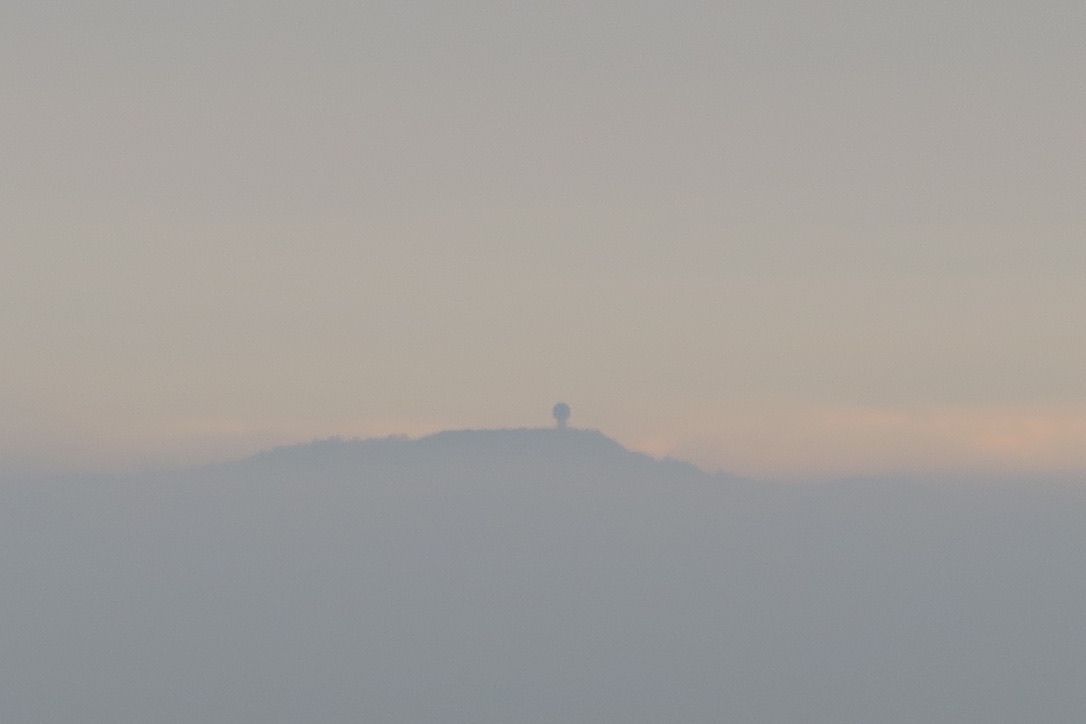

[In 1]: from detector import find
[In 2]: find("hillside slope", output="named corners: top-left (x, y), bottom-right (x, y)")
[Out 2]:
top-left (3, 429), bottom-right (1085, 722)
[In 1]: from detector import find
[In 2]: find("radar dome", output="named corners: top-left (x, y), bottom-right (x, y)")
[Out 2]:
top-left (552, 402), bottom-right (571, 429)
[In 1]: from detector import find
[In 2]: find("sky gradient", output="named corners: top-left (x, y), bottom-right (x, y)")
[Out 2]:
top-left (4, 1), bottom-right (1085, 479)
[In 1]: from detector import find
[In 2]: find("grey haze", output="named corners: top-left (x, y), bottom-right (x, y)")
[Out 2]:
top-left (3, 429), bottom-right (1084, 722)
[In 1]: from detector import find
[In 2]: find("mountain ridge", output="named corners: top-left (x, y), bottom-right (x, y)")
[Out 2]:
top-left (3, 427), bottom-right (1085, 722)
top-left (225, 427), bottom-right (715, 484)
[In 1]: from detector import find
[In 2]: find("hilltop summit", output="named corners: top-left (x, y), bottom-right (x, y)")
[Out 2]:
top-left (238, 427), bottom-right (707, 483)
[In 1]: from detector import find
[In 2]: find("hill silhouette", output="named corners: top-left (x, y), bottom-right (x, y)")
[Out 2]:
top-left (2, 428), bottom-right (1085, 722)
top-left (236, 428), bottom-right (708, 483)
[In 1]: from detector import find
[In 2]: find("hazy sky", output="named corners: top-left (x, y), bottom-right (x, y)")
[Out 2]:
top-left (4, 1), bottom-right (1085, 478)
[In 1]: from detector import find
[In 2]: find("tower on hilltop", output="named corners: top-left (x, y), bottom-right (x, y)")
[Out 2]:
top-left (552, 402), bottom-right (571, 430)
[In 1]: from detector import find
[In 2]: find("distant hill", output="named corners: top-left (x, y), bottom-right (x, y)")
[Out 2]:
top-left (2, 429), bottom-right (1085, 723)
top-left (237, 427), bottom-right (709, 480)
